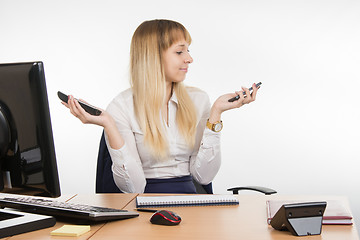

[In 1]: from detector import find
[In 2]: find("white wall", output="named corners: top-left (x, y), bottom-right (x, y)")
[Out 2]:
top-left (1, 0), bottom-right (359, 230)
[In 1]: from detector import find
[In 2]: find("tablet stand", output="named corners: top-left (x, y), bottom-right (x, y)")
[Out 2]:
top-left (270, 201), bottom-right (327, 236)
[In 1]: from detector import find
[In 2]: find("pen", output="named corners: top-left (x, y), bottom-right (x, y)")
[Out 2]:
top-left (135, 208), bottom-right (158, 213)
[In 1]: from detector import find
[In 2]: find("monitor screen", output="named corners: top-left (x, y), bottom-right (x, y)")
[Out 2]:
top-left (0, 61), bottom-right (61, 197)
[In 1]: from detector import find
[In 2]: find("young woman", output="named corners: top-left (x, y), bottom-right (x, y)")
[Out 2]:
top-left (64, 19), bottom-right (259, 193)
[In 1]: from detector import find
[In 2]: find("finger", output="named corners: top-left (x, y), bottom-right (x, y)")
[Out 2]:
top-left (231, 90), bottom-right (245, 107)
top-left (250, 83), bottom-right (258, 101)
top-left (241, 87), bottom-right (252, 104)
top-left (242, 87), bottom-right (251, 97)
top-left (235, 90), bottom-right (245, 102)
top-left (68, 96), bottom-right (81, 117)
top-left (73, 98), bottom-right (88, 116)
top-left (61, 101), bottom-right (70, 109)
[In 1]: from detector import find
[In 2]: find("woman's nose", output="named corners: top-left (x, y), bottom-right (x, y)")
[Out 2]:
top-left (185, 54), bottom-right (193, 64)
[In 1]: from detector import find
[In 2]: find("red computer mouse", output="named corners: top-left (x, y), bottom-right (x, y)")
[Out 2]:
top-left (150, 210), bottom-right (181, 226)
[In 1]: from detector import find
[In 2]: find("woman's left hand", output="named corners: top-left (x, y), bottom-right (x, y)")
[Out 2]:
top-left (209, 83), bottom-right (259, 122)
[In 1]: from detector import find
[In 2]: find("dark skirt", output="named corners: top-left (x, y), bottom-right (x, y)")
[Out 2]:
top-left (144, 175), bottom-right (196, 194)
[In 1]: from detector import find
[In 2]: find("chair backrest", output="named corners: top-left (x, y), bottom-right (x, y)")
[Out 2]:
top-left (96, 131), bottom-right (213, 194)
top-left (96, 132), bottom-right (122, 193)
top-left (193, 180), bottom-right (213, 194)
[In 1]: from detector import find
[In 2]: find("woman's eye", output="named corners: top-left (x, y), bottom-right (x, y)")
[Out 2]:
top-left (176, 51), bottom-right (183, 55)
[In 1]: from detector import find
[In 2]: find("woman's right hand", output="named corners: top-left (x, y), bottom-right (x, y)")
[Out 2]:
top-left (62, 95), bottom-right (112, 128)
top-left (62, 95), bottom-right (125, 150)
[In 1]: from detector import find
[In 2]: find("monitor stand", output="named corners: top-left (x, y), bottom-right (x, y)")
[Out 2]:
top-left (0, 208), bottom-right (56, 238)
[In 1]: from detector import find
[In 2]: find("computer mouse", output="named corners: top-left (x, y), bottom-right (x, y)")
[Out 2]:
top-left (149, 210), bottom-right (181, 226)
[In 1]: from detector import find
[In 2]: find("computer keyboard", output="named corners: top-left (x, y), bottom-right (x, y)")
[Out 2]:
top-left (0, 196), bottom-right (139, 222)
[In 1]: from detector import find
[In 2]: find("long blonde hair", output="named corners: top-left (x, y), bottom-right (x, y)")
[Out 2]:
top-left (130, 19), bottom-right (197, 159)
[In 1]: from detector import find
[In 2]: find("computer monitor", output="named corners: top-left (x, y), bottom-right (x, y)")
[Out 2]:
top-left (0, 61), bottom-right (61, 198)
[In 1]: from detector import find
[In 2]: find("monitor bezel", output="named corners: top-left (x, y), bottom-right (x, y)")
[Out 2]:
top-left (0, 61), bottom-right (61, 198)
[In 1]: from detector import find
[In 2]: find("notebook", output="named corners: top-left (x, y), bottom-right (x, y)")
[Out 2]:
top-left (136, 195), bottom-right (239, 208)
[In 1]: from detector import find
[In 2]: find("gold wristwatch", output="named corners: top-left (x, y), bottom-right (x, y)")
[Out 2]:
top-left (206, 119), bottom-right (223, 132)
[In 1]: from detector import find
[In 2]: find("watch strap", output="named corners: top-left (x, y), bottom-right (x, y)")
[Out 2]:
top-left (206, 119), bottom-right (223, 132)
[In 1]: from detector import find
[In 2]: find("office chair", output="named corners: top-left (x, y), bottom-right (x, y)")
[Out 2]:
top-left (96, 131), bottom-right (122, 193)
top-left (96, 131), bottom-right (276, 195)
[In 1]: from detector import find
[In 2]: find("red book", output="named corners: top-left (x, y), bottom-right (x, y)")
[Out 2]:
top-left (266, 200), bottom-right (353, 225)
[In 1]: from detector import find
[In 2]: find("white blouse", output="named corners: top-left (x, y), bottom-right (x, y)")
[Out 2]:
top-left (105, 87), bottom-right (221, 193)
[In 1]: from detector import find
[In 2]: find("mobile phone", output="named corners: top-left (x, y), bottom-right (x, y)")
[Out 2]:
top-left (228, 82), bottom-right (262, 102)
top-left (57, 91), bottom-right (102, 116)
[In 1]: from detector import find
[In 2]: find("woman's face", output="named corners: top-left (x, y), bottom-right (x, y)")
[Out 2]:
top-left (162, 40), bottom-right (193, 84)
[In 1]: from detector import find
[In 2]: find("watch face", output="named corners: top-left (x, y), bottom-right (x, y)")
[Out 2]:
top-left (214, 122), bottom-right (223, 132)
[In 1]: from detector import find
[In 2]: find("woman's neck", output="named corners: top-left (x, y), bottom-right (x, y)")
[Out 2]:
top-left (162, 82), bottom-right (174, 126)
top-left (166, 82), bottom-right (174, 102)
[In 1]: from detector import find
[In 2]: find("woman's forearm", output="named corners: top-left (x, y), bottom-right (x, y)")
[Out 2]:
top-left (102, 116), bottom-right (125, 150)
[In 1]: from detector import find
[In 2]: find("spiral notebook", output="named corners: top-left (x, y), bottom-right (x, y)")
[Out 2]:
top-left (136, 195), bottom-right (239, 208)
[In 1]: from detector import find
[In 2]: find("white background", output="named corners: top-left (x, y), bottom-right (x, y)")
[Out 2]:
top-left (1, 0), bottom-right (359, 230)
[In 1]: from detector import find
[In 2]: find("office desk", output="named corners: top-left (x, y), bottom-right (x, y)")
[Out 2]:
top-left (4, 194), bottom-right (359, 240)
top-left (0, 194), bottom-right (75, 240)
top-left (4, 193), bottom-right (137, 240)
top-left (91, 194), bottom-right (358, 240)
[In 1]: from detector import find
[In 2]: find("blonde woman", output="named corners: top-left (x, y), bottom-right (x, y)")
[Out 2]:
top-left (64, 19), bottom-right (259, 193)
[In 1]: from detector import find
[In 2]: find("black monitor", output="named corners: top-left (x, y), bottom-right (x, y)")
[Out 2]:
top-left (0, 61), bottom-right (61, 238)
top-left (0, 61), bottom-right (61, 197)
